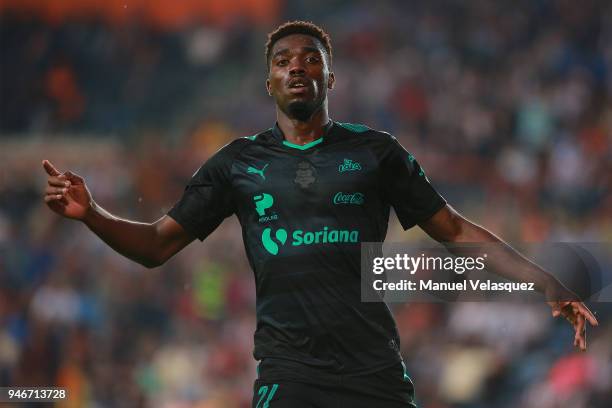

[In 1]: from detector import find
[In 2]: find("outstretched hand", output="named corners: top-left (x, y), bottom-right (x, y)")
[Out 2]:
top-left (42, 160), bottom-right (93, 220)
top-left (548, 300), bottom-right (598, 351)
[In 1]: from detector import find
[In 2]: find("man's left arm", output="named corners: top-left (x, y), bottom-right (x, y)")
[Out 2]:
top-left (419, 204), bottom-right (599, 350)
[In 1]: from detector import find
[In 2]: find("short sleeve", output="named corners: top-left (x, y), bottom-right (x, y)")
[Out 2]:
top-left (168, 145), bottom-right (236, 241)
top-left (380, 136), bottom-right (446, 230)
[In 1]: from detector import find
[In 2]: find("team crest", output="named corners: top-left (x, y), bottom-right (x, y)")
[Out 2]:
top-left (294, 161), bottom-right (316, 188)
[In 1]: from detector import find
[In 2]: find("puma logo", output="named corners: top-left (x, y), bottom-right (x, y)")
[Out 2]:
top-left (247, 163), bottom-right (269, 180)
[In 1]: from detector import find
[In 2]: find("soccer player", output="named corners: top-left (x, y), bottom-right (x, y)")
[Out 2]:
top-left (43, 21), bottom-right (597, 408)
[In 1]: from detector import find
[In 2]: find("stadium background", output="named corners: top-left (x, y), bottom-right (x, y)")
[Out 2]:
top-left (1, 0), bottom-right (611, 407)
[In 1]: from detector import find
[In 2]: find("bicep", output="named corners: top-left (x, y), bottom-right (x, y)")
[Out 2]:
top-left (154, 215), bottom-right (195, 263)
top-left (418, 204), bottom-right (464, 242)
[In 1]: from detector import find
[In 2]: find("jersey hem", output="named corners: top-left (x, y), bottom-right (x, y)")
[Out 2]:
top-left (257, 354), bottom-right (403, 379)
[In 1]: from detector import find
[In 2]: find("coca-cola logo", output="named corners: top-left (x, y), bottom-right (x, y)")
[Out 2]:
top-left (333, 192), bottom-right (364, 205)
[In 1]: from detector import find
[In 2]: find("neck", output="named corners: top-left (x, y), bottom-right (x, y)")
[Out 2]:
top-left (276, 101), bottom-right (329, 145)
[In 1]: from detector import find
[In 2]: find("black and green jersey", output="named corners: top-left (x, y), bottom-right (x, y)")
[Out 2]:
top-left (169, 121), bottom-right (446, 374)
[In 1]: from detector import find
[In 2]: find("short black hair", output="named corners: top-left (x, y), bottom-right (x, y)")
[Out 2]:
top-left (265, 21), bottom-right (333, 70)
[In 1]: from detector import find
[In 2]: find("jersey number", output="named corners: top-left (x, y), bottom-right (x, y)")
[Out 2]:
top-left (256, 384), bottom-right (278, 408)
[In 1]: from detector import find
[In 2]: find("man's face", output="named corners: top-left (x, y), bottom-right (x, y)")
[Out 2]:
top-left (266, 34), bottom-right (335, 121)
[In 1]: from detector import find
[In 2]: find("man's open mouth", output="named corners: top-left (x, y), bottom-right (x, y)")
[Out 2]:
top-left (288, 79), bottom-right (309, 89)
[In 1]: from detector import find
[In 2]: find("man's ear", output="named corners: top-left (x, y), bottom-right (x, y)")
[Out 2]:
top-left (266, 79), bottom-right (272, 96)
top-left (328, 72), bottom-right (335, 90)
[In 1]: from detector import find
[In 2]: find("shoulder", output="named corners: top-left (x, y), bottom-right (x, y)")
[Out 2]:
top-left (335, 121), bottom-right (394, 140)
top-left (239, 128), bottom-right (274, 144)
top-left (335, 121), bottom-right (372, 134)
top-left (213, 128), bottom-right (273, 159)
top-left (191, 130), bottom-right (272, 179)
top-left (333, 121), bottom-right (398, 150)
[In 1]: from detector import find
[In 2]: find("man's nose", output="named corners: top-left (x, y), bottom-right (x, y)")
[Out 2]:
top-left (289, 60), bottom-right (305, 75)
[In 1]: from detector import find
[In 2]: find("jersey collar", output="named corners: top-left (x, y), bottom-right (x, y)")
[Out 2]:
top-left (271, 120), bottom-right (335, 149)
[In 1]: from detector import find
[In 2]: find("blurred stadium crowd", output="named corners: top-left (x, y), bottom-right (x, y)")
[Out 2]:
top-left (1, 0), bottom-right (611, 407)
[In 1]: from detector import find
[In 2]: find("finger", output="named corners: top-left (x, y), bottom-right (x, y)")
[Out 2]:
top-left (567, 308), bottom-right (585, 350)
top-left (44, 194), bottom-right (65, 202)
top-left (63, 171), bottom-right (83, 184)
top-left (574, 314), bottom-right (586, 350)
top-left (45, 186), bottom-right (68, 195)
top-left (564, 309), bottom-right (577, 325)
top-left (574, 334), bottom-right (578, 348)
top-left (42, 160), bottom-right (61, 176)
top-left (575, 303), bottom-right (598, 326)
top-left (560, 307), bottom-right (576, 326)
top-left (48, 176), bottom-right (70, 187)
top-left (572, 316), bottom-right (579, 348)
top-left (550, 302), bottom-right (562, 317)
top-left (550, 301), bottom-right (570, 317)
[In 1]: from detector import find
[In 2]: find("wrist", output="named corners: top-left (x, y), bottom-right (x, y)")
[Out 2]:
top-left (82, 200), bottom-right (99, 226)
top-left (543, 275), bottom-right (576, 302)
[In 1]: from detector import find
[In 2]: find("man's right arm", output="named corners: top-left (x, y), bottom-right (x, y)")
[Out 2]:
top-left (83, 207), bottom-right (193, 268)
top-left (43, 160), bottom-right (194, 268)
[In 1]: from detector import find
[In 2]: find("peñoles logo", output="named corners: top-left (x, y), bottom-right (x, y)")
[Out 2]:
top-left (333, 192), bottom-right (364, 205)
top-left (254, 193), bottom-right (278, 223)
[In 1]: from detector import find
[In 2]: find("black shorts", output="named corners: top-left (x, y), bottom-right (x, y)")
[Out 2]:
top-left (252, 358), bottom-right (417, 408)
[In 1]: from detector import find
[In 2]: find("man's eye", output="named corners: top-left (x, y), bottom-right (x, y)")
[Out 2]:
top-left (277, 59), bottom-right (288, 66)
top-left (306, 56), bottom-right (320, 63)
